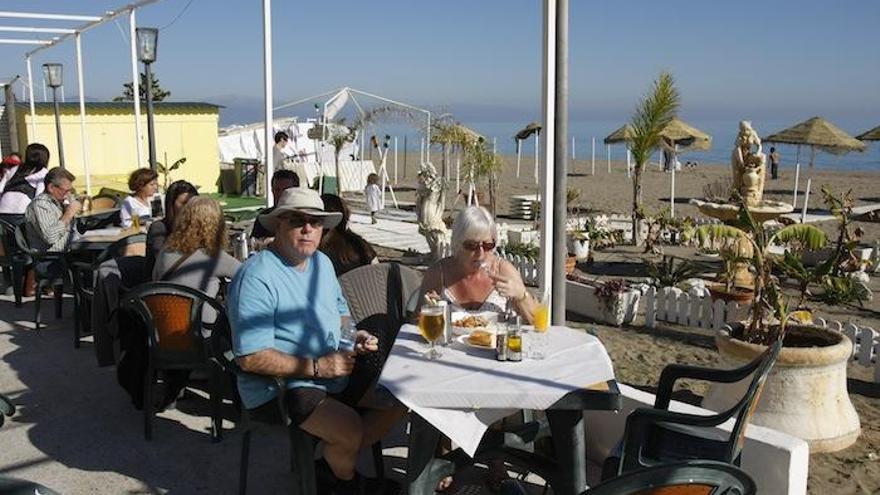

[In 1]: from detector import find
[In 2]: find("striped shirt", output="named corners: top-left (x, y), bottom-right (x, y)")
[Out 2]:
top-left (24, 192), bottom-right (70, 252)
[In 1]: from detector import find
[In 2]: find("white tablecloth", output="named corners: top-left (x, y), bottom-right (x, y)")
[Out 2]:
top-left (379, 324), bottom-right (615, 456)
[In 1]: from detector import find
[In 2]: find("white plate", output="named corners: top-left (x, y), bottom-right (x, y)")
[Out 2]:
top-left (450, 310), bottom-right (499, 336)
top-left (455, 333), bottom-right (495, 350)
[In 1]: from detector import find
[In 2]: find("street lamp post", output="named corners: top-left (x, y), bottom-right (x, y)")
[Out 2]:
top-left (42, 63), bottom-right (65, 169)
top-left (136, 27), bottom-right (158, 171)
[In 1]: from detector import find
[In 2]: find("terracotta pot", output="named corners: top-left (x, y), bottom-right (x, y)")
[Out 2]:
top-left (707, 285), bottom-right (755, 304)
top-left (564, 255), bottom-right (577, 275)
top-left (703, 325), bottom-right (860, 453)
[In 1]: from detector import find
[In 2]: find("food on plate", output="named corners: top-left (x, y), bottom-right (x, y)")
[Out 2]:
top-left (468, 330), bottom-right (494, 347)
top-left (454, 315), bottom-right (491, 329)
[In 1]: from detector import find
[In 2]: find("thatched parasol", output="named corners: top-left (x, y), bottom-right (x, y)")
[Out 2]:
top-left (604, 118), bottom-right (711, 151)
top-left (763, 117), bottom-right (866, 157)
top-left (514, 122), bottom-right (542, 180)
top-left (515, 122), bottom-right (542, 141)
top-left (856, 125), bottom-right (880, 142)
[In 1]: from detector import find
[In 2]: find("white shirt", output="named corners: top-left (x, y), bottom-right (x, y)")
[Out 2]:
top-left (120, 195), bottom-right (153, 228)
top-left (365, 183), bottom-right (382, 212)
top-left (0, 166), bottom-right (47, 215)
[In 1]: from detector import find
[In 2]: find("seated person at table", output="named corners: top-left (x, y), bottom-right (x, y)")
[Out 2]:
top-left (229, 188), bottom-right (404, 495)
top-left (151, 197), bottom-right (240, 406)
top-left (420, 206), bottom-right (536, 321)
top-left (146, 180), bottom-right (198, 270)
top-left (417, 206), bottom-right (537, 491)
top-left (319, 193), bottom-right (377, 276)
top-left (120, 168), bottom-right (159, 228)
top-left (250, 169), bottom-right (300, 242)
top-left (24, 167), bottom-right (81, 280)
top-left (0, 144), bottom-right (50, 227)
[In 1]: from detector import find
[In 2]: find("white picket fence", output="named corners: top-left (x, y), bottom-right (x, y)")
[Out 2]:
top-left (497, 250), bottom-right (539, 286)
top-left (645, 286), bottom-right (880, 382)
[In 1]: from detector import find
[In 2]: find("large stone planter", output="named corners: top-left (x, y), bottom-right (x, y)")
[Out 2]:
top-left (565, 280), bottom-right (641, 326)
top-left (703, 326), bottom-right (860, 453)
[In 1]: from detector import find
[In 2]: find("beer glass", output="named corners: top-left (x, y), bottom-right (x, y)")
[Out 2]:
top-left (418, 304), bottom-right (445, 360)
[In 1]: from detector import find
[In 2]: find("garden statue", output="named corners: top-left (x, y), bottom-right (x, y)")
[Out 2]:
top-left (731, 121), bottom-right (767, 207)
top-left (416, 161), bottom-right (449, 260)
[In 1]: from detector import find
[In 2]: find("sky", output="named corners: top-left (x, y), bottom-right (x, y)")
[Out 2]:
top-left (1, 0), bottom-right (878, 129)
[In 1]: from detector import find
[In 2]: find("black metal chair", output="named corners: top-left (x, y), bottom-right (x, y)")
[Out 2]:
top-left (120, 282), bottom-right (227, 442)
top-left (69, 233), bottom-right (147, 348)
top-left (14, 224), bottom-right (65, 330)
top-left (498, 460), bottom-right (756, 495)
top-left (612, 337), bottom-right (783, 476)
top-left (0, 218), bottom-right (27, 307)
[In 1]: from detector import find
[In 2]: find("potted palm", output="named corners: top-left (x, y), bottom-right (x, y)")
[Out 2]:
top-left (698, 202), bottom-right (860, 453)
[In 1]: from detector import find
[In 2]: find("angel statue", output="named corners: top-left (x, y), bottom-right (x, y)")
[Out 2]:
top-left (416, 161), bottom-right (449, 261)
top-left (731, 121), bottom-right (767, 207)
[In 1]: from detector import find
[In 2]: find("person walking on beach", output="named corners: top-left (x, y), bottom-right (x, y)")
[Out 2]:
top-left (365, 173), bottom-right (381, 224)
top-left (769, 147), bottom-right (781, 180)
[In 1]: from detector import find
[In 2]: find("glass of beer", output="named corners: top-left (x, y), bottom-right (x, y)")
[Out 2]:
top-left (418, 304), bottom-right (445, 360)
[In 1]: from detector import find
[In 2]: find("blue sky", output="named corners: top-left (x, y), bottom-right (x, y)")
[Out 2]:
top-left (1, 1), bottom-right (878, 127)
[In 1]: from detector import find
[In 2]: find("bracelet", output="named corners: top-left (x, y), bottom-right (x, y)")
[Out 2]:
top-left (312, 358), bottom-right (320, 378)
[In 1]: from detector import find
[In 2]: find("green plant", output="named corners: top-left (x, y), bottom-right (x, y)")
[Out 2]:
top-left (628, 72), bottom-right (680, 246)
top-left (647, 256), bottom-right (701, 288)
top-left (703, 176), bottom-right (734, 203)
top-left (156, 156), bottom-right (186, 191)
top-left (696, 200), bottom-right (828, 344)
top-left (777, 251), bottom-right (834, 309)
top-left (822, 187), bottom-right (865, 276)
top-left (820, 276), bottom-right (871, 307)
top-left (503, 242), bottom-right (539, 259)
top-left (114, 71), bottom-right (170, 102)
top-left (718, 249), bottom-right (752, 292)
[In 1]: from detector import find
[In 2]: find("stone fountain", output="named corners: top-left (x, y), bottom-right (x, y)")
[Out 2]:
top-left (691, 121), bottom-right (794, 289)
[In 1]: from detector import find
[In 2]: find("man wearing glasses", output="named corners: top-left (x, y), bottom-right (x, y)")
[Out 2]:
top-left (24, 167), bottom-right (81, 254)
top-left (228, 187), bottom-right (404, 494)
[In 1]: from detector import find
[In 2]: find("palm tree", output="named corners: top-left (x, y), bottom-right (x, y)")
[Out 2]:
top-left (628, 72), bottom-right (679, 245)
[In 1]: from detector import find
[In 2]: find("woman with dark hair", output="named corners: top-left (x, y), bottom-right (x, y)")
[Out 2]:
top-left (120, 168), bottom-right (159, 228)
top-left (319, 194), bottom-right (377, 275)
top-left (145, 180), bottom-right (198, 270)
top-left (0, 144), bottom-right (50, 225)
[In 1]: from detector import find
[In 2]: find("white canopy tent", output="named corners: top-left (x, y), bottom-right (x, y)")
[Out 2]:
top-left (0, 1), bottom-right (165, 194)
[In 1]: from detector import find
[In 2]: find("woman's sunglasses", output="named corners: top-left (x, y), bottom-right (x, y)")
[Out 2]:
top-left (462, 240), bottom-right (496, 251)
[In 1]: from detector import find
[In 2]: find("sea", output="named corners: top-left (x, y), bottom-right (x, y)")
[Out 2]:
top-left (365, 119), bottom-right (880, 172)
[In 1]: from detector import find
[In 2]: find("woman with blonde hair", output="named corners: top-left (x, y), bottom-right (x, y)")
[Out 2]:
top-left (152, 196), bottom-right (240, 297)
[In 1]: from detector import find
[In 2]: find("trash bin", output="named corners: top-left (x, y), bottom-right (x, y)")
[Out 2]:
top-left (233, 158), bottom-right (260, 197)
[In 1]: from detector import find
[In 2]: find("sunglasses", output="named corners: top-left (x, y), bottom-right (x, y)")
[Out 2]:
top-left (281, 214), bottom-right (324, 229)
top-left (462, 240), bottom-right (496, 251)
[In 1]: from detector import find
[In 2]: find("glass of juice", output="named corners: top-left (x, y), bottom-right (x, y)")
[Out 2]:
top-left (418, 304), bottom-right (445, 360)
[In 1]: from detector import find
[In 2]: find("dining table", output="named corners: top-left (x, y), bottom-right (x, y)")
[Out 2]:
top-left (378, 323), bottom-right (621, 495)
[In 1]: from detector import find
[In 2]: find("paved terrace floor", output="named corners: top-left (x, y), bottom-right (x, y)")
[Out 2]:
top-left (0, 292), bottom-right (555, 494)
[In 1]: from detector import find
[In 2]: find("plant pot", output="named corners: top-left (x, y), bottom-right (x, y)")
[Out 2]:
top-left (702, 325), bottom-right (860, 453)
top-left (566, 235), bottom-right (590, 260)
top-left (707, 285), bottom-right (755, 304)
top-left (564, 255), bottom-right (577, 275)
top-left (565, 279), bottom-right (641, 326)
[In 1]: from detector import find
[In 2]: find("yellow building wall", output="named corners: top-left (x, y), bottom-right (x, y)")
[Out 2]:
top-left (17, 107), bottom-right (220, 195)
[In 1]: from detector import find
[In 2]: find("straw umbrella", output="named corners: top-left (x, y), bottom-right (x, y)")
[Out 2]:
top-left (764, 116), bottom-right (866, 207)
top-left (605, 118), bottom-right (711, 216)
top-left (856, 125), bottom-right (880, 141)
top-left (514, 122), bottom-right (542, 181)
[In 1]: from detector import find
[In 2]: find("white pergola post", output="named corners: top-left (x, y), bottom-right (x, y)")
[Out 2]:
top-left (533, 133), bottom-right (539, 184)
top-left (591, 136), bottom-right (595, 175)
top-left (393, 136), bottom-right (398, 183)
top-left (262, 0), bottom-right (274, 205)
top-left (538, 0), bottom-right (557, 313)
top-left (75, 32), bottom-right (91, 194)
top-left (606, 143), bottom-right (611, 173)
top-left (25, 55), bottom-right (36, 139)
top-left (128, 9), bottom-right (143, 168)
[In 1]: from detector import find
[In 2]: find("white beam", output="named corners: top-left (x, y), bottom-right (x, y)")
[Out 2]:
top-left (25, 56), bottom-right (36, 140)
top-left (0, 39), bottom-right (52, 45)
top-left (75, 33), bottom-right (91, 194)
top-left (0, 11), bottom-right (102, 22)
top-left (0, 26), bottom-right (77, 34)
top-left (262, 0), bottom-right (274, 205)
top-left (539, 0), bottom-right (557, 310)
top-left (128, 9), bottom-right (143, 168)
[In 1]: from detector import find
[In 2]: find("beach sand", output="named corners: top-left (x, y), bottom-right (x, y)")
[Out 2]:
top-left (376, 154), bottom-right (880, 494)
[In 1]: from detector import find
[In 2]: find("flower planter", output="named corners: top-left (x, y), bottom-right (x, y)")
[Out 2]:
top-left (507, 229), bottom-right (539, 246)
top-left (707, 284), bottom-right (755, 304)
top-left (566, 235), bottom-right (590, 260)
top-left (565, 279), bottom-right (641, 326)
top-left (702, 325), bottom-right (860, 453)
top-left (564, 255), bottom-right (577, 275)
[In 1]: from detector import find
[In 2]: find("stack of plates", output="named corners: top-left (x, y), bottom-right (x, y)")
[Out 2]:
top-left (509, 194), bottom-right (539, 220)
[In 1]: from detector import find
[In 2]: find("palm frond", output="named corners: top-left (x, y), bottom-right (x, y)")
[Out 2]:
top-left (695, 224), bottom-right (748, 245)
top-left (629, 72), bottom-right (680, 167)
top-left (771, 224), bottom-right (828, 251)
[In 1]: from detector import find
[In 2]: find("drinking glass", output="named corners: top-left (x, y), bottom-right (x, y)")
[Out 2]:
top-left (339, 317), bottom-right (357, 352)
top-left (531, 294), bottom-right (550, 359)
top-left (418, 304), bottom-right (445, 359)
